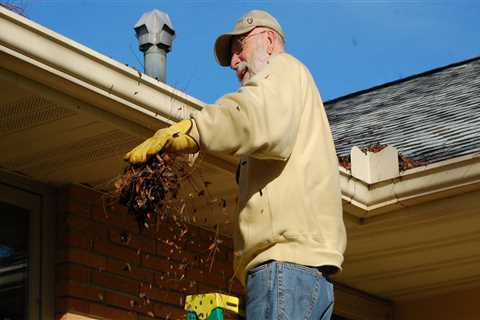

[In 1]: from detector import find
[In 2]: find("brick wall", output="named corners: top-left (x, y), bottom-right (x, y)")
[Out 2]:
top-left (55, 184), bottom-right (244, 320)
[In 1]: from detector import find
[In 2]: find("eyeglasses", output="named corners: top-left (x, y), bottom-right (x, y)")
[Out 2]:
top-left (231, 30), bottom-right (269, 53)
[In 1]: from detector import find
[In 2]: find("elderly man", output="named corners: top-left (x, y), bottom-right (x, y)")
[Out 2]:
top-left (125, 10), bottom-right (346, 320)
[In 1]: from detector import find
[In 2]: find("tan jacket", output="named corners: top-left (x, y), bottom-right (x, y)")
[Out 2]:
top-left (192, 53), bottom-right (346, 285)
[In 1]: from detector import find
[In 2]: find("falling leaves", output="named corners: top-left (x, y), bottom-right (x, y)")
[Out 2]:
top-left (108, 151), bottom-right (236, 315)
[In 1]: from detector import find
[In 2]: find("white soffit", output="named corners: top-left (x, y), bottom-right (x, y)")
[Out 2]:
top-left (0, 7), bottom-right (236, 186)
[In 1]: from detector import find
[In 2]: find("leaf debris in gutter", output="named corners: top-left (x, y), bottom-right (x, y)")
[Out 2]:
top-left (337, 143), bottom-right (427, 172)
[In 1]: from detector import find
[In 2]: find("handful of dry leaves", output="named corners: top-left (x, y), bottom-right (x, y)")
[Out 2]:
top-left (113, 153), bottom-right (192, 229)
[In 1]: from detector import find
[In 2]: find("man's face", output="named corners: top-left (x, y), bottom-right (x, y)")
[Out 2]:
top-left (230, 29), bottom-right (270, 85)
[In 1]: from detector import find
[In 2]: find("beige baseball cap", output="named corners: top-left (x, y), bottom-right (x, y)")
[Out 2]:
top-left (214, 10), bottom-right (285, 67)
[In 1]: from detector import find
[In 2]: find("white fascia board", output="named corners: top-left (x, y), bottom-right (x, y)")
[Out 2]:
top-left (0, 7), bottom-right (204, 127)
top-left (340, 153), bottom-right (480, 218)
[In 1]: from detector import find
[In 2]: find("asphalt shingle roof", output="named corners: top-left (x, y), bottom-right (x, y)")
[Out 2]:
top-left (325, 57), bottom-right (480, 164)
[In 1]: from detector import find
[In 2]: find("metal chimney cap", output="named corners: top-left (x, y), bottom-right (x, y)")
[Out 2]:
top-left (134, 9), bottom-right (175, 52)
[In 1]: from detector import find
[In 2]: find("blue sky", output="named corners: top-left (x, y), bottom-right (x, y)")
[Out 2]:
top-left (21, 0), bottom-right (480, 103)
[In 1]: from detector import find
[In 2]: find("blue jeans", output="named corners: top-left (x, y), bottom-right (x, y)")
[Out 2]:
top-left (246, 261), bottom-right (334, 320)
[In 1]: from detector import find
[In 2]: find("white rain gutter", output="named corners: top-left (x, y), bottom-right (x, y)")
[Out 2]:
top-left (340, 146), bottom-right (480, 218)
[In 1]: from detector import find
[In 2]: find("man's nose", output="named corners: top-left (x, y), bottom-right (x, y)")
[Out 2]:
top-left (230, 52), bottom-right (241, 70)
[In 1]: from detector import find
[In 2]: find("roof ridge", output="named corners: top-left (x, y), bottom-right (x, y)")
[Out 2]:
top-left (325, 55), bottom-right (480, 106)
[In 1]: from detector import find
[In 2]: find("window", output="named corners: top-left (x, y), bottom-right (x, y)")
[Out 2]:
top-left (0, 201), bottom-right (31, 320)
top-left (0, 181), bottom-right (54, 320)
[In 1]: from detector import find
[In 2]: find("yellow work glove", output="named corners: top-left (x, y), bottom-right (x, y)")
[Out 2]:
top-left (124, 119), bottom-right (199, 164)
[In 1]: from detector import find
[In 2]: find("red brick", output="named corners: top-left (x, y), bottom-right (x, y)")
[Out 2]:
top-left (207, 257), bottom-right (232, 276)
top-left (91, 204), bottom-right (111, 223)
top-left (197, 282), bottom-right (225, 295)
top-left (92, 204), bottom-right (140, 234)
top-left (154, 272), bottom-right (198, 294)
top-left (56, 297), bottom-right (90, 315)
top-left (142, 254), bottom-right (173, 273)
top-left (56, 220), bottom-right (95, 254)
top-left (62, 229), bottom-right (92, 250)
top-left (92, 271), bottom-right (139, 296)
top-left (94, 240), bottom-right (140, 265)
top-left (153, 303), bottom-right (186, 320)
top-left (183, 230), bottom-right (218, 255)
top-left (63, 200), bottom-right (91, 218)
top-left (58, 248), bottom-right (106, 270)
top-left (56, 263), bottom-right (91, 284)
top-left (104, 291), bottom-right (155, 316)
top-left (156, 241), bottom-right (197, 263)
top-left (154, 273), bottom-right (197, 293)
top-left (153, 223), bottom-right (178, 243)
top-left (110, 229), bottom-right (155, 254)
top-left (65, 184), bottom-right (103, 205)
top-left (140, 285), bottom-right (184, 306)
top-left (154, 222), bottom-right (204, 245)
top-left (104, 291), bottom-right (138, 311)
top-left (89, 302), bottom-right (138, 320)
top-left (62, 214), bottom-right (109, 241)
top-left (186, 267), bottom-right (226, 287)
top-left (106, 258), bottom-right (154, 282)
top-left (187, 227), bottom-right (217, 246)
top-left (62, 213), bottom-right (91, 232)
top-left (56, 281), bottom-right (104, 303)
top-left (218, 244), bottom-right (234, 262)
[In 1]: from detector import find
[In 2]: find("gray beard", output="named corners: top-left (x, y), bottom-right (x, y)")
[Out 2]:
top-left (238, 61), bottom-right (257, 85)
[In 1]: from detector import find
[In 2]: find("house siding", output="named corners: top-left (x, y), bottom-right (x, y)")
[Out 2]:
top-left (55, 184), bottom-right (244, 320)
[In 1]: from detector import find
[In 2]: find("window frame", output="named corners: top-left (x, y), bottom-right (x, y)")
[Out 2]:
top-left (0, 170), bottom-right (55, 320)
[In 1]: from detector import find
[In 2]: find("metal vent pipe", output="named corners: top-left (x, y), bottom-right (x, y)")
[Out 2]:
top-left (134, 9), bottom-right (175, 82)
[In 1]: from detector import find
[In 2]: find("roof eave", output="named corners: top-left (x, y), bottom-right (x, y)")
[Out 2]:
top-left (0, 6), bottom-right (203, 128)
top-left (3, 7), bottom-right (478, 209)
top-left (0, 7), bottom-right (237, 174)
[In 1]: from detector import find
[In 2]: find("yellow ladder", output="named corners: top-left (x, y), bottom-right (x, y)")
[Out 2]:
top-left (184, 293), bottom-right (244, 320)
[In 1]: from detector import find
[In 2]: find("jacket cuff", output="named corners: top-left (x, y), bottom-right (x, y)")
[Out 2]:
top-left (188, 118), bottom-right (201, 150)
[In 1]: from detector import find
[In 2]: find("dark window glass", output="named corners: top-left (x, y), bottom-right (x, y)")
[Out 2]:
top-left (0, 201), bottom-right (29, 320)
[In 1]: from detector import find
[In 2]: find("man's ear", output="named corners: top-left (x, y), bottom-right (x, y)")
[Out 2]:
top-left (266, 30), bottom-right (275, 55)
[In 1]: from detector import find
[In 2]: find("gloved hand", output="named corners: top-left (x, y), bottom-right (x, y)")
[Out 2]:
top-left (124, 119), bottom-right (199, 164)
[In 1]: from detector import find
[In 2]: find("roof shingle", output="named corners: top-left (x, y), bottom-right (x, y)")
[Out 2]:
top-left (325, 57), bottom-right (480, 164)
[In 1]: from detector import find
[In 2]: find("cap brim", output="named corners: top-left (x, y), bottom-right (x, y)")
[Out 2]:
top-left (214, 34), bottom-right (233, 67)
top-left (214, 26), bottom-right (256, 67)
